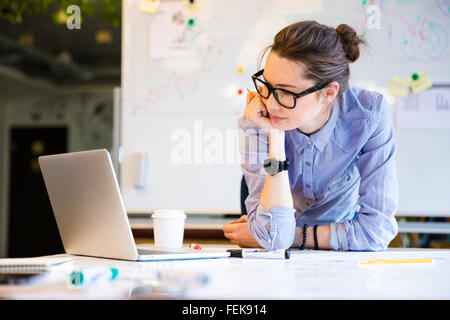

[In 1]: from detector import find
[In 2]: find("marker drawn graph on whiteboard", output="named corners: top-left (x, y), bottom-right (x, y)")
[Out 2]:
top-left (363, 0), bottom-right (450, 62)
top-left (131, 46), bottom-right (223, 115)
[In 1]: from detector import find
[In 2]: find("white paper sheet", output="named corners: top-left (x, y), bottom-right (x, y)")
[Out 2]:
top-left (149, 1), bottom-right (195, 59)
top-left (396, 85), bottom-right (450, 129)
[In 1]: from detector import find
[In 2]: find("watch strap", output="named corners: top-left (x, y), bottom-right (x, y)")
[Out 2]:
top-left (279, 158), bottom-right (289, 173)
top-left (264, 157), bottom-right (289, 175)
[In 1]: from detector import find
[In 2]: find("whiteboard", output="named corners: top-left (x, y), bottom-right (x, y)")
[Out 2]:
top-left (121, 0), bottom-right (450, 215)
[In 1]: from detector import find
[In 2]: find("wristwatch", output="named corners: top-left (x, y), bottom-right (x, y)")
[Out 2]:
top-left (263, 157), bottom-right (289, 176)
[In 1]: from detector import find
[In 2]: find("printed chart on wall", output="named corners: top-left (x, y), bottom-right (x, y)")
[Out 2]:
top-left (121, 0), bottom-right (450, 215)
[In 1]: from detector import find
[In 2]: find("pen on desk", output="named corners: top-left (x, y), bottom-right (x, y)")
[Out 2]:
top-left (69, 267), bottom-right (119, 288)
top-left (227, 249), bottom-right (290, 259)
top-left (359, 258), bottom-right (433, 265)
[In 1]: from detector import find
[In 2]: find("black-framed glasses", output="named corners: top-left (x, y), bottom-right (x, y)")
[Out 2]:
top-left (251, 69), bottom-right (330, 109)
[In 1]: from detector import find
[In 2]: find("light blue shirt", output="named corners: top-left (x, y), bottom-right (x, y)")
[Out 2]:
top-left (238, 85), bottom-right (399, 251)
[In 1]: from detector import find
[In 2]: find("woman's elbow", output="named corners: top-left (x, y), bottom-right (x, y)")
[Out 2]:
top-left (271, 226), bottom-right (296, 249)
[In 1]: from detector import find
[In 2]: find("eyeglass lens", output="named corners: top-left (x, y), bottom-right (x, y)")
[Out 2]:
top-left (254, 78), bottom-right (296, 108)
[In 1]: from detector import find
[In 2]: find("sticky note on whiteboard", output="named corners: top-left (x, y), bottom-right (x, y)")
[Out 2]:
top-left (388, 76), bottom-right (411, 97)
top-left (410, 72), bottom-right (433, 94)
top-left (183, 0), bottom-right (202, 14)
top-left (139, 0), bottom-right (160, 14)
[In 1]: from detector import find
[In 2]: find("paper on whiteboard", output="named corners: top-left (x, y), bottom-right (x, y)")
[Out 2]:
top-left (149, 1), bottom-right (194, 59)
top-left (139, 0), bottom-right (160, 14)
top-left (396, 86), bottom-right (450, 130)
top-left (183, 0), bottom-right (202, 15)
top-left (388, 76), bottom-right (411, 97)
top-left (410, 72), bottom-right (433, 94)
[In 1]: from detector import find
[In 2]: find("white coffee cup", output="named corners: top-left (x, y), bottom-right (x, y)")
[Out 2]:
top-left (152, 209), bottom-right (187, 249)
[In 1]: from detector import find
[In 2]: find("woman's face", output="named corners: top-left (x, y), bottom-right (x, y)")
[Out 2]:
top-left (261, 51), bottom-right (332, 133)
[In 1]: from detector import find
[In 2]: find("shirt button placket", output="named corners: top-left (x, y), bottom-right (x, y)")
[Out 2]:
top-left (304, 140), bottom-right (314, 199)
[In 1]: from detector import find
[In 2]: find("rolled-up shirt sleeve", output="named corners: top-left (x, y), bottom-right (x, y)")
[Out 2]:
top-left (238, 116), bottom-right (296, 249)
top-left (330, 96), bottom-right (399, 251)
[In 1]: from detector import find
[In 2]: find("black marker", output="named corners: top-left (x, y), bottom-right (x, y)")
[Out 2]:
top-left (227, 249), bottom-right (290, 259)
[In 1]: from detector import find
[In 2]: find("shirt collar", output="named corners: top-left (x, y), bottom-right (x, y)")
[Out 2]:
top-left (286, 98), bottom-right (339, 153)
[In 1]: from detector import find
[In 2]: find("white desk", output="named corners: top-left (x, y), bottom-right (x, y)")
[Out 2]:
top-left (1, 246), bottom-right (450, 300)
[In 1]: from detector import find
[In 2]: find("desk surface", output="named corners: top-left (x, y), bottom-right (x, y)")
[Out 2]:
top-left (1, 246), bottom-right (450, 300)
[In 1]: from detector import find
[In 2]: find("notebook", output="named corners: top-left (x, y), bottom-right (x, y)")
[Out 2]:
top-left (0, 257), bottom-right (73, 274)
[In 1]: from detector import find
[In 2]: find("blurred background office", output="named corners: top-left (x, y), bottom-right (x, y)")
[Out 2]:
top-left (0, 0), bottom-right (448, 258)
top-left (0, 0), bottom-right (121, 258)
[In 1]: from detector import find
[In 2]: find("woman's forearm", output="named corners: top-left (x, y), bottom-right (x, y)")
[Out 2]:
top-left (259, 129), bottom-right (294, 210)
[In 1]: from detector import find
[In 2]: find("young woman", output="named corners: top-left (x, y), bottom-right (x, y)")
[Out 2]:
top-left (222, 21), bottom-right (399, 251)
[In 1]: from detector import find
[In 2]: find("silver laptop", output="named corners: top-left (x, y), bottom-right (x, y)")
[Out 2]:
top-left (38, 149), bottom-right (230, 261)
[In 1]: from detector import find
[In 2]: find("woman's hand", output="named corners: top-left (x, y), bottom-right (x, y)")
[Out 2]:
top-left (244, 90), bottom-right (273, 133)
top-left (222, 215), bottom-right (262, 248)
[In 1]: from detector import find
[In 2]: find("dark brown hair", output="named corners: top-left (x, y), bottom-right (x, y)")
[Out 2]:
top-left (259, 21), bottom-right (366, 95)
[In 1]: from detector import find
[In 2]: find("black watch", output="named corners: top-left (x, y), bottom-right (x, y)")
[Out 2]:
top-left (263, 157), bottom-right (289, 176)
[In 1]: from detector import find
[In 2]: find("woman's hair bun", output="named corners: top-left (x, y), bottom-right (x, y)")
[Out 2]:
top-left (335, 24), bottom-right (366, 63)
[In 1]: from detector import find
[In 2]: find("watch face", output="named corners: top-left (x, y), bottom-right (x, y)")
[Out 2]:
top-left (264, 158), bottom-right (279, 175)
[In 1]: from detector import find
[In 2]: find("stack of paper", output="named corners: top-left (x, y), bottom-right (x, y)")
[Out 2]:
top-left (0, 257), bottom-right (73, 274)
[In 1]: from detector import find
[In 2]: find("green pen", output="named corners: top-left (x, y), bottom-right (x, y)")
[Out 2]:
top-left (69, 267), bottom-right (119, 287)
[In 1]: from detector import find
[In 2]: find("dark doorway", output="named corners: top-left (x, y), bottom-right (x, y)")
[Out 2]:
top-left (8, 127), bottom-right (67, 257)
